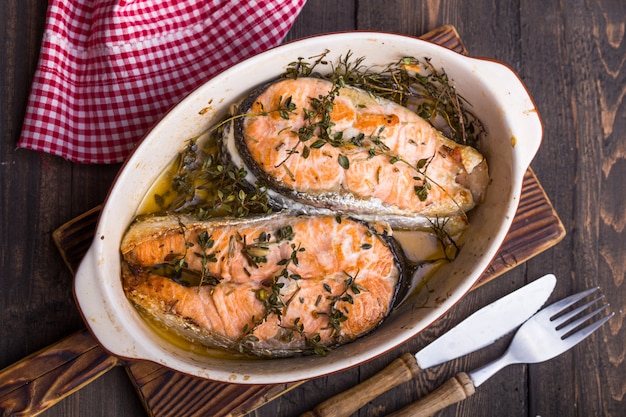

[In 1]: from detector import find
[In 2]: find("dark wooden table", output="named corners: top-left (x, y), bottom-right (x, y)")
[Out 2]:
top-left (1, 1), bottom-right (624, 416)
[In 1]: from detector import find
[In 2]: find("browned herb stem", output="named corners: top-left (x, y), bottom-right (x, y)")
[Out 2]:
top-left (279, 51), bottom-right (482, 207)
top-left (151, 96), bottom-right (296, 220)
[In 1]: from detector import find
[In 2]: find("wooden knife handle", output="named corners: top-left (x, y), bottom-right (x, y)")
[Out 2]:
top-left (386, 372), bottom-right (476, 417)
top-left (300, 352), bottom-right (421, 417)
top-left (0, 328), bottom-right (119, 416)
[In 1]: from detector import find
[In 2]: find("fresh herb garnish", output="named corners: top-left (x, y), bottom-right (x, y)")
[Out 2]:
top-left (328, 53), bottom-right (485, 148)
top-left (277, 51), bottom-right (483, 208)
top-left (319, 271), bottom-right (367, 341)
top-left (193, 230), bottom-right (219, 287)
top-left (428, 216), bottom-right (461, 262)
top-left (152, 96), bottom-right (297, 219)
top-left (134, 50), bottom-right (483, 358)
top-left (232, 227), bottom-right (313, 355)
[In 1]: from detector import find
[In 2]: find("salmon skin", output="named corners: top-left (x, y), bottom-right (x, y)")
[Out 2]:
top-left (121, 212), bottom-right (408, 357)
top-left (226, 77), bottom-right (489, 231)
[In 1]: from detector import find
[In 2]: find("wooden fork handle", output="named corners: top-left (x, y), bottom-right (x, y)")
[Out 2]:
top-left (0, 328), bottom-right (119, 416)
top-left (300, 352), bottom-right (421, 417)
top-left (386, 372), bottom-right (476, 417)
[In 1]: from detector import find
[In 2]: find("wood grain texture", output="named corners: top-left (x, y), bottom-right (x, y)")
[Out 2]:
top-left (1, 1), bottom-right (624, 417)
top-left (121, 362), bottom-right (302, 417)
top-left (300, 353), bottom-right (422, 417)
top-left (0, 329), bottom-right (120, 416)
top-left (385, 372), bottom-right (475, 417)
top-left (26, 24), bottom-right (561, 417)
top-left (519, 2), bottom-right (626, 417)
top-left (1, 24), bottom-right (564, 417)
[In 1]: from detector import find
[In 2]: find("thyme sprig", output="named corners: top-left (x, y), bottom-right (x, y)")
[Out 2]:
top-left (353, 125), bottom-right (437, 202)
top-left (156, 140), bottom-right (270, 219)
top-left (283, 51), bottom-right (331, 79)
top-left (153, 96), bottom-right (297, 219)
top-left (331, 53), bottom-right (485, 148)
top-left (282, 51), bottom-right (485, 149)
top-left (279, 317), bottom-right (330, 356)
top-left (232, 230), bottom-right (309, 354)
top-left (193, 231), bottom-right (219, 287)
top-left (428, 216), bottom-right (461, 262)
top-left (278, 51), bottom-right (483, 207)
top-left (320, 271), bottom-right (367, 340)
top-left (149, 221), bottom-right (220, 288)
top-left (239, 225), bottom-right (298, 269)
top-left (274, 75), bottom-right (347, 169)
top-left (240, 232), bottom-right (271, 268)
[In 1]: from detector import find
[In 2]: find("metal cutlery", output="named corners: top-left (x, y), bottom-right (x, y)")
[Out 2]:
top-left (300, 274), bottom-right (557, 417)
top-left (386, 287), bottom-right (614, 417)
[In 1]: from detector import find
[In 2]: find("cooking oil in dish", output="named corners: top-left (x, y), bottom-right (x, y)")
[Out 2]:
top-left (122, 53), bottom-right (488, 358)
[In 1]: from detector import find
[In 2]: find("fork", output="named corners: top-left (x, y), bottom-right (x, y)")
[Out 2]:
top-left (386, 287), bottom-right (614, 417)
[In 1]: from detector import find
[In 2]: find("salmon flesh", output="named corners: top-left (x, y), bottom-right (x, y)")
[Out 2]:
top-left (121, 213), bottom-right (407, 357)
top-left (226, 77), bottom-right (489, 230)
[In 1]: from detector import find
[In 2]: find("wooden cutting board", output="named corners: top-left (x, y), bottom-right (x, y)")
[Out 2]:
top-left (0, 25), bottom-right (565, 417)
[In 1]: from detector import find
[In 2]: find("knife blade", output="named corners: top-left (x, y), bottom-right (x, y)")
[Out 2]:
top-left (415, 273), bottom-right (556, 368)
top-left (300, 274), bottom-right (557, 417)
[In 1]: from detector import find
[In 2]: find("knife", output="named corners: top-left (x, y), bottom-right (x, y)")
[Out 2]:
top-left (300, 273), bottom-right (557, 417)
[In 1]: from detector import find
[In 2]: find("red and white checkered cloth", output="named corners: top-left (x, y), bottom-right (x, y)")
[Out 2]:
top-left (18, 0), bottom-right (307, 164)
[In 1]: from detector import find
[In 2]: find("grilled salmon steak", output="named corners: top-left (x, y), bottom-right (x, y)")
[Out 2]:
top-left (227, 77), bottom-right (489, 230)
top-left (121, 213), bottom-right (406, 357)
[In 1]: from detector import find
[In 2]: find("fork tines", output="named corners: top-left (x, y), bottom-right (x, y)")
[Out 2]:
top-left (547, 288), bottom-right (614, 340)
